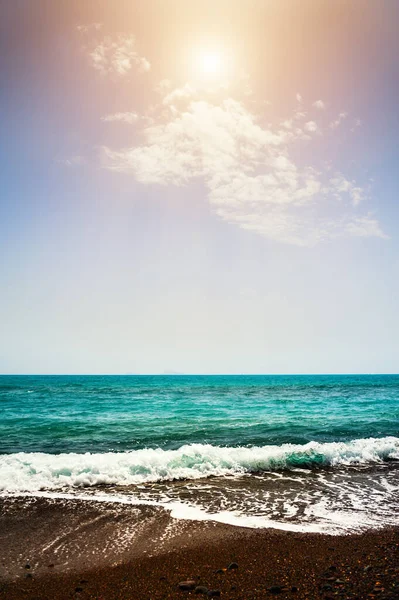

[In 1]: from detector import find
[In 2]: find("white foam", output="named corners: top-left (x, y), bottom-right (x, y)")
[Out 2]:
top-left (5, 486), bottom-right (398, 535)
top-left (1, 438), bottom-right (398, 534)
top-left (0, 490), bottom-right (339, 534)
top-left (0, 437), bottom-right (398, 493)
top-left (0, 437), bottom-right (398, 491)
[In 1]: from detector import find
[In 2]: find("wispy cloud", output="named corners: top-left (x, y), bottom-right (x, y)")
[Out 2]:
top-left (313, 100), bottom-right (325, 110)
top-left (345, 214), bottom-right (387, 238)
top-left (76, 23), bottom-right (102, 34)
top-left (329, 174), bottom-right (365, 206)
top-left (162, 83), bottom-right (197, 106)
top-left (57, 155), bottom-right (86, 167)
top-left (91, 35), bottom-right (150, 76)
top-left (73, 28), bottom-right (386, 247)
top-left (350, 118), bottom-right (362, 133)
top-left (304, 121), bottom-right (319, 133)
top-left (330, 111), bottom-right (348, 129)
top-left (78, 29), bottom-right (150, 76)
top-left (101, 83), bottom-right (384, 246)
top-left (101, 112), bottom-right (139, 124)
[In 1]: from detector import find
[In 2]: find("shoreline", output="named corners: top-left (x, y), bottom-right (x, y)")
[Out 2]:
top-left (1, 497), bottom-right (399, 599)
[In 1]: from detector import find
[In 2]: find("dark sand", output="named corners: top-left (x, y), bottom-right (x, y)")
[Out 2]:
top-left (0, 496), bottom-right (398, 599)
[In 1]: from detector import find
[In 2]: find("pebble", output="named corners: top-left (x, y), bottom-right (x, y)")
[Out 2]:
top-left (195, 586), bottom-right (209, 595)
top-left (207, 591), bottom-right (221, 597)
top-left (228, 562), bottom-right (238, 570)
top-left (269, 586), bottom-right (283, 594)
top-left (178, 580), bottom-right (197, 591)
top-left (24, 564), bottom-right (30, 569)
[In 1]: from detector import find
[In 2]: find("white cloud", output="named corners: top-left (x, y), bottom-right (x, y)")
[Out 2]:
top-left (101, 112), bottom-right (139, 125)
top-left (155, 79), bottom-right (172, 95)
top-left (162, 83), bottom-right (197, 106)
top-left (350, 118), bottom-right (362, 133)
top-left (304, 120), bottom-right (319, 133)
top-left (101, 85), bottom-right (384, 246)
top-left (313, 100), bottom-right (325, 110)
top-left (104, 99), bottom-right (287, 186)
top-left (345, 215), bottom-right (388, 239)
top-left (330, 111), bottom-right (348, 129)
top-left (329, 174), bottom-right (365, 206)
top-left (77, 23), bottom-right (102, 34)
top-left (57, 155), bottom-right (86, 167)
top-left (86, 34), bottom-right (150, 76)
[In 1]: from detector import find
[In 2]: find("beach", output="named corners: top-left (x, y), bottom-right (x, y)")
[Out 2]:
top-left (2, 0), bottom-right (399, 595)
top-left (1, 375), bottom-right (399, 598)
top-left (1, 496), bottom-right (399, 600)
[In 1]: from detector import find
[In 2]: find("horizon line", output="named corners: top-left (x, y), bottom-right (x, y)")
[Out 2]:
top-left (1, 373), bottom-right (398, 377)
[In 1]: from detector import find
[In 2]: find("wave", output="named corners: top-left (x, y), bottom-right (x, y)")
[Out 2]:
top-left (1, 436), bottom-right (398, 493)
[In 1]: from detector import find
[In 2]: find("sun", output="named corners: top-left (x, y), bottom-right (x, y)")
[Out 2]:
top-left (200, 52), bottom-right (222, 76)
top-left (192, 48), bottom-right (227, 80)
top-left (186, 42), bottom-right (234, 84)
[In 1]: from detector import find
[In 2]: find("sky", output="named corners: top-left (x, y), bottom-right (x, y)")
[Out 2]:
top-left (1, 0), bottom-right (399, 374)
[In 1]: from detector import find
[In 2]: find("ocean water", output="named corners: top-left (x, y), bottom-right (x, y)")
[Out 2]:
top-left (1, 374), bottom-right (399, 534)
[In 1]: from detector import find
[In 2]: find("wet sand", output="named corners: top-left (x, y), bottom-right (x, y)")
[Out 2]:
top-left (0, 496), bottom-right (398, 599)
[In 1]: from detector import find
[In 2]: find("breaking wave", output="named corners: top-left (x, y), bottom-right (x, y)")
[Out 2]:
top-left (1, 436), bottom-right (398, 493)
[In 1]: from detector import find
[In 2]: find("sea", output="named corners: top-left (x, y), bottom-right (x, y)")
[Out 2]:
top-left (1, 374), bottom-right (399, 535)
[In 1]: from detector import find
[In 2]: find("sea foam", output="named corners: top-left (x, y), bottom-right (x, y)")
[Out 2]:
top-left (1, 436), bottom-right (398, 492)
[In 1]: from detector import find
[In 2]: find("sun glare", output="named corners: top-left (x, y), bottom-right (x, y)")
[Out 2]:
top-left (184, 41), bottom-right (234, 85)
top-left (201, 52), bottom-right (222, 76)
top-left (191, 47), bottom-right (228, 81)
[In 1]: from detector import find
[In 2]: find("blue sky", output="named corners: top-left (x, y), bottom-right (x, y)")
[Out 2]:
top-left (1, 0), bottom-right (399, 374)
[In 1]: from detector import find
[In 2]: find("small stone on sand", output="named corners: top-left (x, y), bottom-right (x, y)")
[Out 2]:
top-left (194, 586), bottom-right (209, 594)
top-left (178, 580), bottom-right (197, 591)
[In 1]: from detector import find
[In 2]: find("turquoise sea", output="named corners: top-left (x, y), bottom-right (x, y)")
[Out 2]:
top-left (1, 374), bottom-right (399, 533)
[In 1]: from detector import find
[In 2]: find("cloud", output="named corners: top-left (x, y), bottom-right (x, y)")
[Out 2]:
top-left (81, 33), bottom-right (150, 76)
top-left (101, 84), bottom-right (385, 246)
top-left (345, 215), bottom-right (388, 239)
top-left (57, 155), bottom-right (86, 167)
top-left (350, 118), bottom-right (362, 133)
top-left (330, 111), bottom-right (348, 129)
top-left (101, 112), bottom-right (139, 124)
top-left (329, 174), bottom-right (365, 206)
top-left (313, 100), bottom-right (325, 110)
top-left (162, 83), bottom-right (197, 106)
top-left (76, 23), bottom-right (102, 34)
top-left (104, 99), bottom-right (288, 186)
top-left (304, 120), bottom-right (319, 133)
